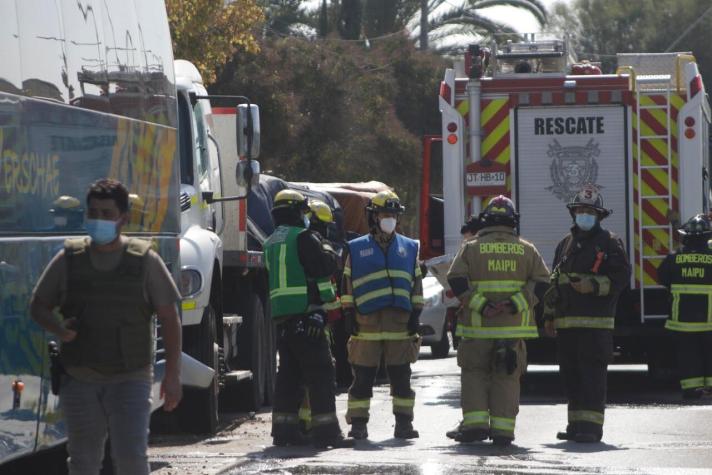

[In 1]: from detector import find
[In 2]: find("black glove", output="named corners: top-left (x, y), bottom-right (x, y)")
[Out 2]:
top-left (304, 313), bottom-right (325, 341)
top-left (343, 308), bottom-right (359, 336)
top-left (407, 309), bottom-right (421, 336)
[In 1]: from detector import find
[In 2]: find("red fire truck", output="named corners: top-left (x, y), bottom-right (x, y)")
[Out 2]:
top-left (420, 35), bottom-right (711, 369)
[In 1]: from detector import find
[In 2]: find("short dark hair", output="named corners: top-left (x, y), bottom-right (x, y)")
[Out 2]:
top-left (86, 178), bottom-right (129, 213)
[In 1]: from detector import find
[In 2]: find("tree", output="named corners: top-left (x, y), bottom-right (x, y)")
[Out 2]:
top-left (166, 0), bottom-right (264, 85)
top-left (549, 0), bottom-right (712, 80)
top-left (212, 35), bottom-right (446, 233)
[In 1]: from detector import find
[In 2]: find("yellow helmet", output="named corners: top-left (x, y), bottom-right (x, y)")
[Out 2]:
top-left (367, 190), bottom-right (404, 214)
top-left (308, 200), bottom-right (334, 224)
top-left (50, 195), bottom-right (82, 212)
top-left (273, 189), bottom-right (309, 212)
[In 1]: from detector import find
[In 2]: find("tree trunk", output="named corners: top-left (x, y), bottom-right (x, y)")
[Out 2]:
top-left (419, 0), bottom-right (428, 50)
top-left (339, 0), bottom-right (362, 40)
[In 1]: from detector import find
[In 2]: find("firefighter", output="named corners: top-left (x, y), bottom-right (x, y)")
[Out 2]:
top-left (264, 190), bottom-right (354, 449)
top-left (298, 199), bottom-right (344, 434)
top-left (543, 184), bottom-right (630, 443)
top-left (446, 196), bottom-right (549, 446)
top-left (657, 214), bottom-right (712, 400)
top-left (342, 190), bottom-right (423, 440)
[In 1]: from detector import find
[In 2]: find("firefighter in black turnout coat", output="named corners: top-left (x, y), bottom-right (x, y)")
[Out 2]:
top-left (657, 214), bottom-right (712, 400)
top-left (543, 185), bottom-right (630, 443)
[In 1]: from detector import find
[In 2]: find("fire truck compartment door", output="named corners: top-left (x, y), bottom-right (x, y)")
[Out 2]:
top-left (514, 105), bottom-right (629, 268)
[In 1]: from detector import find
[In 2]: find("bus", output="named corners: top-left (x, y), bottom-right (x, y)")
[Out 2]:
top-left (0, 0), bottom-right (191, 464)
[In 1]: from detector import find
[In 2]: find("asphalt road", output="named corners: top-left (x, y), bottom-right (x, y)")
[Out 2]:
top-left (5, 346), bottom-right (712, 475)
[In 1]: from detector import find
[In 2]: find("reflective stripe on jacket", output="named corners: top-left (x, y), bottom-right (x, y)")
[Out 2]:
top-left (658, 250), bottom-right (712, 332)
top-left (447, 226), bottom-right (550, 340)
top-left (265, 225), bottom-right (335, 318)
top-left (347, 233), bottom-right (418, 314)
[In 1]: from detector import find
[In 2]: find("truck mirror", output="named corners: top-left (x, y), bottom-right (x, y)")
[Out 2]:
top-left (236, 104), bottom-right (260, 159)
top-left (235, 159), bottom-right (260, 196)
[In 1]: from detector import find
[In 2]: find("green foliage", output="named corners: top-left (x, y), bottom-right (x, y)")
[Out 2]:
top-left (212, 35), bottom-right (446, 233)
top-left (166, 0), bottom-right (264, 85)
top-left (549, 0), bottom-right (712, 80)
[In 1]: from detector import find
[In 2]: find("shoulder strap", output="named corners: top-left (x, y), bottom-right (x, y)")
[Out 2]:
top-left (64, 237), bottom-right (90, 256)
top-left (126, 238), bottom-right (152, 257)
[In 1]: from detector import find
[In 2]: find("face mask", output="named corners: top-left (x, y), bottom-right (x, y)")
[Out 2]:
top-left (86, 219), bottom-right (118, 245)
top-left (303, 215), bottom-right (310, 229)
top-left (379, 217), bottom-right (397, 234)
top-left (575, 213), bottom-right (597, 231)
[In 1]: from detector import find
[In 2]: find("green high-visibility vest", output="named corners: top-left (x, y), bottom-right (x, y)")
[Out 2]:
top-left (265, 225), bottom-right (335, 319)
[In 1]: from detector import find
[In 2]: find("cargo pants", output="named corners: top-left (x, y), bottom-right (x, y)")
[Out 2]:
top-left (345, 310), bottom-right (421, 423)
top-left (457, 338), bottom-right (527, 440)
top-left (557, 328), bottom-right (613, 439)
top-left (672, 330), bottom-right (712, 393)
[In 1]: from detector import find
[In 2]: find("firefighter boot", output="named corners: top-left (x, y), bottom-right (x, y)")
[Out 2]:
top-left (394, 414), bottom-right (419, 439)
top-left (348, 418), bottom-right (368, 440)
top-left (312, 433), bottom-right (356, 449)
top-left (492, 436), bottom-right (513, 447)
top-left (556, 421), bottom-right (578, 440)
top-left (273, 431), bottom-right (309, 447)
top-left (446, 423), bottom-right (488, 443)
top-left (574, 432), bottom-right (602, 443)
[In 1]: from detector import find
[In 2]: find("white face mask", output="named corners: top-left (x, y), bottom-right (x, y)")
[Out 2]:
top-left (379, 217), bottom-right (397, 234)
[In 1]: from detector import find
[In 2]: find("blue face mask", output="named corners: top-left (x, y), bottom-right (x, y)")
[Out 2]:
top-left (575, 213), bottom-right (597, 231)
top-left (303, 216), bottom-right (310, 229)
top-left (86, 219), bottom-right (118, 245)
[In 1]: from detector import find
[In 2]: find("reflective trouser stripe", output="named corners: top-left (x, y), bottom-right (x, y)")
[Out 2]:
top-left (311, 413), bottom-right (338, 427)
top-left (706, 376), bottom-right (712, 386)
top-left (341, 294), bottom-right (354, 305)
top-left (346, 397), bottom-right (370, 421)
top-left (457, 325), bottom-right (538, 339)
top-left (569, 410), bottom-right (604, 426)
top-left (393, 396), bottom-right (415, 415)
top-left (665, 321), bottom-right (712, 332)
top-left (462, 410), bottom-right (489, 428)
top-left (681, 376), bottom-right (706, 389)
top-left (348, 399), bottom-right (371, 409)
top-left (490, 416), bottom-right (515, 436)
top-left (350, 332), bottom-right (410, 341)
top-left (273, 412), bottom-right (299, 425)
top-left (554, 316), bottom-right (614, 330)
top-left (298, 407), bottom-right (312, 430)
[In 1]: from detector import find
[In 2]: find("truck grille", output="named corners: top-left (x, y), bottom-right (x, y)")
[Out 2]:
top-left (180, 192), bottom-right (191, 211)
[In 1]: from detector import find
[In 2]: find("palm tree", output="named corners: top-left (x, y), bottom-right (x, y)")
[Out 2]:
top-left (414, 0), bottom-right (549, 53)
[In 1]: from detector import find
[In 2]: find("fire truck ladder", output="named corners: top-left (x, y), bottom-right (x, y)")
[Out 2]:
top-left (634, 74), bottom-right (674, 321)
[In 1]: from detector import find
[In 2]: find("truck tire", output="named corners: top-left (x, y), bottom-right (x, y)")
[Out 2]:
top-left (430, 321), bottom-right (450, 359)
top-left (235, 292), bottom-right (266, 411)
top-left (178, 303), bottom-right (219, 434)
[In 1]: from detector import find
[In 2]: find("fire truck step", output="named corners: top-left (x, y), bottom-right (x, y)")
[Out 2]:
top-left (223, 315), bottom-right (243, 328)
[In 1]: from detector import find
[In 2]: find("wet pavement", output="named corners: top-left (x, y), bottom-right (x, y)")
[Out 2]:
top-left (5, 347), bottom-right (712, 474)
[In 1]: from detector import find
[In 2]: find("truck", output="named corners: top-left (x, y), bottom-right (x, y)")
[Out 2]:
top-left (173, 60), bottom-right (275, 434)
top-left (421, 35), bottom-right (711, 370)
top-left (0, 0), bottom-right (270, 465)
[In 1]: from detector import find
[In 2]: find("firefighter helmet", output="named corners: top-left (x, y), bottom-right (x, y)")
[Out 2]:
top-left (273, 189), bottom-right (309, 212)
top-left (50, 195), bottom-right (82, 213)
top-left (566, 184), bottom-right (611, 218)
top-left (308, 199), bottom-right (334, 224)
top-left (480, 195), bottom-right (519, 228)
top-left (366, 190), bottom-right (405, 214)
top-left (678, 214), bottom-right (712, 237)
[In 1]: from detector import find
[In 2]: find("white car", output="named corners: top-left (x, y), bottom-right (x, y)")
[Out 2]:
top-left (419, 272), bottom-right (458, 358)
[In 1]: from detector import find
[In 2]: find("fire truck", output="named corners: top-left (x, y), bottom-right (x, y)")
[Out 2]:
top-left (420, 35), bottom-right (711, 369)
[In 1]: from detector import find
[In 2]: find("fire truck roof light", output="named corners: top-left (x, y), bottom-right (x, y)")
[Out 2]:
top-left (690, 75), bottom-right (703, 98)
top-left (447, 134), bottom-right (458, 144)
top-left (685, 116), bottom-right (696, 127)
top-left (447, 122), bottom-right (457, 133)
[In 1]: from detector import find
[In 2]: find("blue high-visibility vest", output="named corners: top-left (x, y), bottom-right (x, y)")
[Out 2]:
top-left (348, 233), bottom-right (418, 314)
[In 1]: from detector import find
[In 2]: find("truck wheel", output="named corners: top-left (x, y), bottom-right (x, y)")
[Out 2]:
top-left (430, 321), bottom-right (451, 358)
top-left (178, 303), bottom-right (219, 434)
top-left (236, 293), bottom-right (266, 411)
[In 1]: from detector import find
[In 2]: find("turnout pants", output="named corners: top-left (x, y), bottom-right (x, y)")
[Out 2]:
top-left (557, 328), bottom-right (613, 438)
top-left (345, 312), bottom-right (420, 423)
top-left (672, 330), bottom-right (712, 391)
top-left (272, 318), bottom-right (341, 440)
top-left (457, 338), bottom-right (527, 440)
